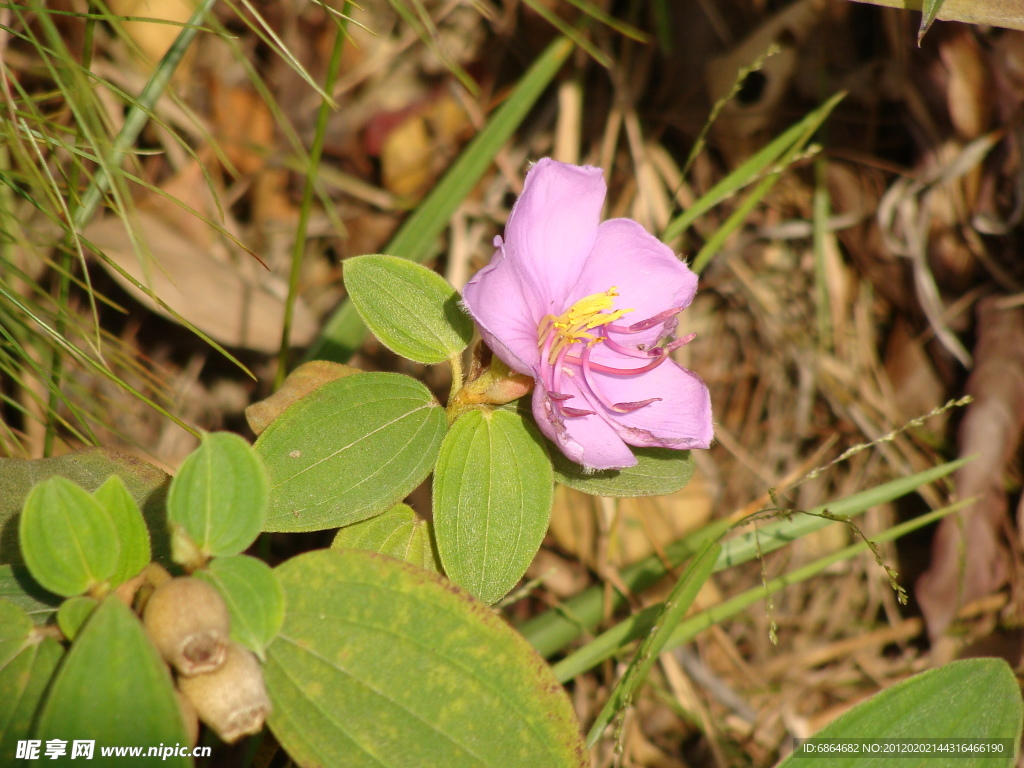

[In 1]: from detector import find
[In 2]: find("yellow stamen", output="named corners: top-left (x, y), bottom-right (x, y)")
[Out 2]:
top-left (537, 288), bottom-right (632, 363)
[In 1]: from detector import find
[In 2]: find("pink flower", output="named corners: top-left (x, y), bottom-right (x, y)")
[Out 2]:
top-left (462, 159), bottom-right (713, 470)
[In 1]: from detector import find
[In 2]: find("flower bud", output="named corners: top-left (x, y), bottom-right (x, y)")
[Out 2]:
top-left (177, 642), bottom-right (271, 744)
top-left (143, 577), bottom-right (230, 676)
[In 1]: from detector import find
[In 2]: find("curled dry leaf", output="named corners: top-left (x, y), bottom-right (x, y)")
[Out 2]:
top-left (245, 360), bottom-right (363, 435)
top-left (916, 297), bottom-right (1024, 639)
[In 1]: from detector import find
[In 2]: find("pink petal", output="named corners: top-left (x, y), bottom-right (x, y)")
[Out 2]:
top-left (462, 242), bottom-right (543, 374)
top-left (504, 159), bottom-right (607, 315)
top-left (532, 377), bottom-right (638, 470)
top-left (587, 358), bottom-right (713, 449)
top-left (569, 219), bottom-right (698, 350)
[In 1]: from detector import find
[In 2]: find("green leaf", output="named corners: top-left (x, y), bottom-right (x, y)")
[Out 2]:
top-left (167, 431), bottom-right (269, 558)
top-left (56, 596), bottom-right (98, 643)
top-left (0, 637), bottom-right (63, 759)
top-left (306, 36), bottom-right (574, 363)
top-left (93, 475), bottom-right (151, 586)
top-left (0, 598), bottom-right (32, 669)
top-left (0, 566), bottom-right (61, 626)
top-left (35, 596), bottom-right (190, 764)
top-left (332, 503), bottom-right (441, 572)
top-left (265, 549), bottom-right (587, 768)
top-left (918, 0), bottom-right (946, 44)
top-left (552, 446), bottom-right (694, 498)
top-left (776, 658), bottom-right (1021, 768)
top-left (195, 555), bottom-right (284, 659)
top-left (433, 410), bottom-right (554, 604)
top-left (0, 447), bottom-right (170, 567)
top-left (256, 373), bottom-right (446, 532)
top-left (19, 477), bottom-right (119, 597)
top-left (343, 255), bottom-right (473, 364)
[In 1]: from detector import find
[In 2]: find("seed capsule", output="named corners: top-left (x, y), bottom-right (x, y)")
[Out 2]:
top-left (177, 641), bottom-right (271, 744)
top-left (143, 577), bottom-right (230, 676)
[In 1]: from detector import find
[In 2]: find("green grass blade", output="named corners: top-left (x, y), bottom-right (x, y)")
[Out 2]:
top-left (73, 0), bottom-right (218, 230)
top-left (521, 456), bottom-right (969, 658)
top-left (306, 36), bottom-right (575, 363)
top-left (662, 92), bottom-right (845, 245)
top-left (553, 498), bottom-right (970, 683)
top-left (560, 0), bottom-right (649, 42)
top-left (586, 540), bottom-right (720, 746)
top-left (918, 0), bottom-right (946, 44)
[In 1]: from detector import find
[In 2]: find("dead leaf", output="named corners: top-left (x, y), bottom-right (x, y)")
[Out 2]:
top-left (108, 0), bottom-right (199, 68)
top-left (85, 211), bottom-right (318, 353)
top-left (245, 360), bottom-right (362, 435)
top-left (916, 297), bottom-right (1024, 639)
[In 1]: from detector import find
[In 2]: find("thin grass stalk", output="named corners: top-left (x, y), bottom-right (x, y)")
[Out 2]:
top-left (275, 7), bottom-right (351, 389)
top-left (520, 456), bottom-right (967, 658)
top-left (45, 4), bottom-right (100, 457)
top-left (553, 498), bottom-right (971, 683)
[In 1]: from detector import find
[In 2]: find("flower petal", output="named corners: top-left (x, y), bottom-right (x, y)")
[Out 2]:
top-left (504, 159), bottom-right (607, 314)
top-left (569, 218), bottom-right (698, 350)
top-left (587, 358), bottom-right (713, 449)
top-left (462, 242), bottom-right (544, 374)
top-left (532, 378), bottom-right (637, 470)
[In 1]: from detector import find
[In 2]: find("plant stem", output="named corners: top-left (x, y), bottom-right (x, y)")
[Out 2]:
top-left (447, 351), bottom-right (464, 409)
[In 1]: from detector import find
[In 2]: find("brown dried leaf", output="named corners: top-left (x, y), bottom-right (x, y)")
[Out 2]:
top-left (86, 211), bottom-right (318, 353)
top-left (939, 29), bottom-right (993, 141)
top-left (916, 297), bottom-right (1024, 638)
top-left (244, 360), bottom-right (363, 436)
top-left (108, 0), bottom-right (198, 68)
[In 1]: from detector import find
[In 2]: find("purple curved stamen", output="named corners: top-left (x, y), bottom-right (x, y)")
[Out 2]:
top-left (664, 332), bottom-right (696, 351)
top-left (613, 398), bottom-right (662, 413)
top-left (578, 345), bottom-right (620, 414)
top-left (561, 406), bottom-right (596, 417)
top-left (605, 306), bottom-right (684, 334)
top-left (564, 349), bottom-right (668, 376)
top-left (539, 300), bottom-right (690, 419)
top-left (602, 333), bottom-right (658, 359)
top-left (578, 346), bottom-right (662, 414)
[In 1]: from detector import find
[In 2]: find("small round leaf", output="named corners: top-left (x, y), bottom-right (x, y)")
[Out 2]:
top-left (196, 554), bottom-right (285, 658)
top-left (332, 503), bottom-right (441, 572)
top-left (433, 409), bottom-right (553, 604)
top-left (344, 254), bottom-right (474, 364)
top-left (19, 477), bottom-right (119, 597)
top-left (168, 432), bottom-right (269, 558)
top-left (56, 596), bottom-right (99, 643)
top-left (256, 373), bottom-right (446, 532)
top-left (93, 475), bottom-right (151, 585)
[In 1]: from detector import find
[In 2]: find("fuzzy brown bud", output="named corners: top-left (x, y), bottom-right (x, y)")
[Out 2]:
top-left (177, 642), bottom-right (271, 744)
top-left (143, 577), bottom-right (230, 676)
